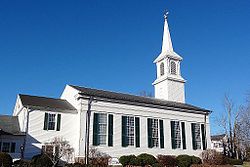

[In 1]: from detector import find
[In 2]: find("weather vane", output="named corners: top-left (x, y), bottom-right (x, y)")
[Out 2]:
top-left (164, 9), bottom-right (169, 19)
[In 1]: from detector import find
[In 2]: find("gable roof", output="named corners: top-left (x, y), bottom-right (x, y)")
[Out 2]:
top-left (70, 85), bottom-right (211, 114)
top-left (19, 94), bottom-right (77, 113)
top-left (211, 134), bottom-right (227, 141)
top-left (0, 115), bottom-right (25, 136)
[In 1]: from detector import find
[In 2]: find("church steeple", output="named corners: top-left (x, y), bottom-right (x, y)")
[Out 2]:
top-left (152, 11), bottom-right (186, 103)
top-left (161, 11), bottom-right (173, 53)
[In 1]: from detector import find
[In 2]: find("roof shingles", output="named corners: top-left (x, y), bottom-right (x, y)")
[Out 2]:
top-left (0, 115), bottom-right (25, 135)
top-left (70, 85), bottom-right (210, 114)
top-left (19, 94), bottom-right (76, 112)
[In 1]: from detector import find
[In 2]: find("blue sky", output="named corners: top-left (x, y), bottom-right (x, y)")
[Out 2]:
top-left (0, 0), bottom-right (250, 135)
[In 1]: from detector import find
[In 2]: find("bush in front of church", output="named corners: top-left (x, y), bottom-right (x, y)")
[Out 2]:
top-left (176, 155), bottom-right (192, 167)
top-left (0, 152), bottom-right (13, 167)
top-left (30, 154), bottom-right (53, 167)
top-left (119, 154), bottom-right (140, 166)
top-left (137, 153), bottom-right (157, 166)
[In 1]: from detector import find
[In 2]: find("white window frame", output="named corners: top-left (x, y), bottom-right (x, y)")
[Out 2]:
top-left (192, 123), bottom-right (202, 150)
top-left (171, 120), bottom-right (182, 149)
top-left (97, 113), bottom-right (108, 145)
top-left (151, 119), bottom-right (159, 148)
top-left (125, 116), bottom-right (135, 146)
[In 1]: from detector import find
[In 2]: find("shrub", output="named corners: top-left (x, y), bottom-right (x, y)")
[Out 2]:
top-left (119, 155), bottom-right (140, 166)
top-left (202, 149), bottom-right (227, 165)
top-left (30, 154), bottom-right (53, 167)
top-left (137, 153), bottom-right (157, 166)
top-left (13, 159), bottom-right (31, 167)
top-left (0, 152), bottom-right (13, 167)
top-left (227, 158), bottom-right (243, 165)
top-left (157, 155), bottom-right (176, 167)
top-left (176, 155), bottom-right (192, 167)
top-left (191, 156), bottom-right (202, 164)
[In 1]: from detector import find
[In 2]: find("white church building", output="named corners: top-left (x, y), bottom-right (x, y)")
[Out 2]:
top-left (9, 12), bottom-right (211, 162)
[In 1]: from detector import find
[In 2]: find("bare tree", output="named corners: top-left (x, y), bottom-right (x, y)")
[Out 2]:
top-left (237, 97), bottom-right (250, 159)
top-left (139, 90), bottom-right (153, 97)
top-left (215, 95), bottom-right (240, 158)
top-left (43, 137), bottom-right (74, 167)
top-left (89, 147), bottom-right (110, 166)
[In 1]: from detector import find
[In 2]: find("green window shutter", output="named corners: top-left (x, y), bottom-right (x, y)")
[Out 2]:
top-left (93, 113), bottom-right (99, 146)
top-left (122, 116), bottom-right (128, 147)
top-left (181, 122), bottom-right (186, 149)
top-left (171, 121), bottom-right (176, 149)
top-left (159, 120), bottom-right (164, 148)
top-left (56, 114), bottom-right (61, 131)
top-left (43, 113), bottom-right (48, 130)
top-left (135, 117), bottom-right (140, 147)
top-left (108, 114), bottom-right (113, 146)
top-left (201, 124), bottom-right (206, 150)
top-left (147, 118), bottom-right (153, 148)
top-left (191, 123), bottom-right (197, 150)
top-left (10, 143), bottom-right (16, 153)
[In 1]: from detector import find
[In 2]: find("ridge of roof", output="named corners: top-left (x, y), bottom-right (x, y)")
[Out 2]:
top-left (69, 84), bottom-right (211, 113)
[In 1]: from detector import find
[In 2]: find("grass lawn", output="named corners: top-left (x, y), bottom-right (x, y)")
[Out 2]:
top-left (243, 161), bottom-right (250, 167)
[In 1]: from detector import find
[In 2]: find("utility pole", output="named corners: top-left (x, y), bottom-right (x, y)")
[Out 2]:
top-left (85, 96), bottom-right (93, 165)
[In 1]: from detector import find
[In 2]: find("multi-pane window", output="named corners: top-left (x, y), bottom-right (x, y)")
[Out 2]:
top-left (122, 116), bottom-right (140, 147)
top-left (160, 62), bottom-right (165, 76)
top-left (97, 113), bottom-right (107, 145)
top-left (191, 123), bottom-right (202, 150)
top-left (148, 118), bottom-right (164, 148)
top-left (48, 114), bottom-right (56, 130)
top-left (171, 121), bottom-right (181, 149)
top-left (126, 116), bottom-right (135, 146)
top-left (151, 119), bottom-right (159, 147)
top-left (0, 142), bottom-right (16, 153)
top-left (93, 113), bottom-right (113, 146)
top-left (170, 61), bottom-right (177, 75)
top-left (43, 113), bottom-right (61, 131)
top-left (2, 142), bottom-right (10, 152)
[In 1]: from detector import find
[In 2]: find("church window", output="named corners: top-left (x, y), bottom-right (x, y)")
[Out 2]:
top-left (93, 113), bottom-right (107, 145)
top-left (122, 116), bottom-right (140, 147)
top-left (148, 118), bottom-right (164, 148)
top-left (191, 123), bottom-right (202, 150)
top-left (170, 61), bottom-right (177, 75)
top-left (160, 62), bottom-right (164, 76)
top-left (43, 113), bottom-right (61, 131)
top-left (93, 113), bottom-right (113, 146)
top-left (171, 121), bottom-right (181, 149)
top-left (1, 142), bottom-right (10, 152)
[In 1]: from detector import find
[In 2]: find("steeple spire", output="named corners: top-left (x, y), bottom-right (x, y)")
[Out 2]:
top-left (161, 11), bottom-right (173, 52)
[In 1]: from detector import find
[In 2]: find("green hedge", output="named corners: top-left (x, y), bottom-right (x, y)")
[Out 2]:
top-left (176, 155), bottom-right (201, 167)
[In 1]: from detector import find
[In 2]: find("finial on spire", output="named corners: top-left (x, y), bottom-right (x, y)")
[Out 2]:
top-left (164, 10), bottom-right (169, 19)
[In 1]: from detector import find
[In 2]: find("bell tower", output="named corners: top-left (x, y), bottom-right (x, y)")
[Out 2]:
top-left (152, 11), bottom-right (186, 103)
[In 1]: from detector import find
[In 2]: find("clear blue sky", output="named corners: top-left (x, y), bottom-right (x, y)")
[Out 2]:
top-left (0, 0), bottom-right (250, 135)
